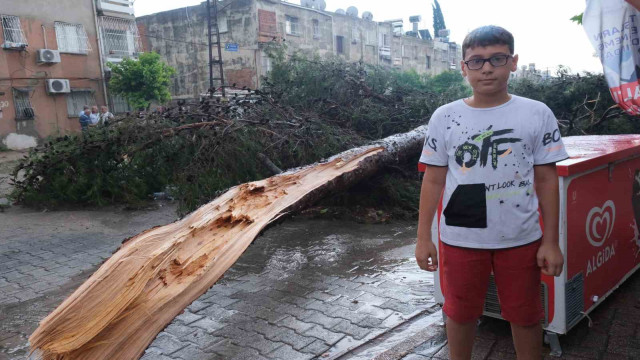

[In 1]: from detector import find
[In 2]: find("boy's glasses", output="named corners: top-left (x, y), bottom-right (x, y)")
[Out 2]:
top-left (464, 55), bottom-right (512, 70)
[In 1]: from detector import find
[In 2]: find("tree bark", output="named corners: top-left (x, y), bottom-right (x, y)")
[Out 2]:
top-left (29, 125), bottom-right (428, 360)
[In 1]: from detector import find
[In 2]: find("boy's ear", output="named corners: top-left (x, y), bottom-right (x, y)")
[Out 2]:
top-left (511, 54), bottom-right (519, 72)
top-left (460, 60), bottom-right (467, 77)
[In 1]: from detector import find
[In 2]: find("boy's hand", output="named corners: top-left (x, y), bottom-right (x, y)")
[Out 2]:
top-left (416, 239), bottom-right (438, 272)
top-left (536, 242), bottom-right (564, 276)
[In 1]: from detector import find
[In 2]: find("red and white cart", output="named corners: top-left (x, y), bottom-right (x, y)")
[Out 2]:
top-left (419, 135), bottom-right (640, 356)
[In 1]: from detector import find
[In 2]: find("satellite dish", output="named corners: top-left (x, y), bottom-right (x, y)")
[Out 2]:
top-left (335, 8), bottom-right (346, 14)
top-left (346, 6), bottom-right (358, 17)
top-left (362, 11), bottom-right (373, 21)
top-left (316, 0), bottom-right (326, 10)
top-left (300, 0), bottom-right (313, 8)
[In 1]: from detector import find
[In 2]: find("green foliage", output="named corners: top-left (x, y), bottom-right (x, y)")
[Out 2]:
top-left (0, 142), bottom-right (8, 152)
top-left (263, 42), bottom-right (470, 139)
top-left (108, 52), bottom-right (176, 110)
top-left (571, 13), bottom-right (584, 25)
top-left (509, 68), bottom-right (635, 136)
top-left (432, 0), bottom-right (447, 37)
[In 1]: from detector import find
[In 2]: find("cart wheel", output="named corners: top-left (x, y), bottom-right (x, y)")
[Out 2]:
top-left (544, 331), bottom-right (562, 357)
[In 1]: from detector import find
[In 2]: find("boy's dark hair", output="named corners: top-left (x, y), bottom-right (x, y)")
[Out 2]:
top-left (462, 26), bottom-right (514, 59)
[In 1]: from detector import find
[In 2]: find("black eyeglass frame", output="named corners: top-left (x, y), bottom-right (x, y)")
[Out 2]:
top-left (463, 54), bottom-right (513, 70)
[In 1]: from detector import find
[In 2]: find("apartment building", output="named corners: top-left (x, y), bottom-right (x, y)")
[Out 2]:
top-left (137, 0), bottom-right (462, 99)
top-left (0, 0), bottom-right (141, 142)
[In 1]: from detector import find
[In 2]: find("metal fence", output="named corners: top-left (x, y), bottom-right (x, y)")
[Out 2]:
top-left (1, 15), bottom-right (27, 44)
top-left (12, 89), bottom-right (34, 120)
top-left (98, 16), bottom-right (142, 58)
top-left (55, 22), bottom-right (92, 53)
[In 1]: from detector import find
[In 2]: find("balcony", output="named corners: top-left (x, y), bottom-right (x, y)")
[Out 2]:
top-left (96, 0), bottom-right (135, 17)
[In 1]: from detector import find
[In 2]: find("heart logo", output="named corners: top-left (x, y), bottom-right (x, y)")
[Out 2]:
top-left (586, 200), bottom-right (616, 247)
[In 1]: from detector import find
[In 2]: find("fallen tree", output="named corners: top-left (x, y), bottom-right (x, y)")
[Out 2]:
top-left (29, 125), bottom-right (427, 360)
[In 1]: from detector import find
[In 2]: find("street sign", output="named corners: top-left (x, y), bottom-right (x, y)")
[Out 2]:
top-left (225, 43), bottom-right (239, 52)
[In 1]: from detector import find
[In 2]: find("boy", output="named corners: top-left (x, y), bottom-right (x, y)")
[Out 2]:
top-left (415, 26), bottom-right (568, 360)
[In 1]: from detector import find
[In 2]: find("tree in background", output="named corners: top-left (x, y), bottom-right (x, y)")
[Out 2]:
top-left (432, 0), bottom-right (447, 37)
top-left (108, 52), bottom-right (176, 111)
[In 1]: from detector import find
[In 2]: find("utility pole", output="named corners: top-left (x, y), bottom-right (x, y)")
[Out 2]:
top-left (206, 0), bottom-right (226, 98)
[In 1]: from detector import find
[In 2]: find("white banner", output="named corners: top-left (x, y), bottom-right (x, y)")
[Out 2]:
top-left (584, 0), bottom-right (640, 114)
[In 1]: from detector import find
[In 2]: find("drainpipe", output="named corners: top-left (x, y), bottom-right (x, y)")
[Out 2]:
top-left (91, 0), bottom-right (109, 108)
top-left (42, 25), bottom-right (47, 48)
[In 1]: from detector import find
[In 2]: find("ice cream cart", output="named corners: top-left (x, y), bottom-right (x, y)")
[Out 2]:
top-left (419, 135), bottom-right (640, 356)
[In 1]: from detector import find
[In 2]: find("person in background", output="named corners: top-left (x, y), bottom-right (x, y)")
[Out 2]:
top-left (99, 106), bottom-right (114, 126)
top-left (79, 108), bottom-right (91, 132)
top-left (90, 106), bottom-right (99, 125)
top-left (78, 105), bottom-right (89, 118)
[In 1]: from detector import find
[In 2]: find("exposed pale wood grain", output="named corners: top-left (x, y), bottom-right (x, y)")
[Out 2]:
top-left (29, 125), bottom-right (428, 360)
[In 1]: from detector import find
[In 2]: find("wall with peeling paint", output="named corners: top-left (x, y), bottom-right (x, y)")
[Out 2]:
top-left (137, 0), bottom-right (462, 99)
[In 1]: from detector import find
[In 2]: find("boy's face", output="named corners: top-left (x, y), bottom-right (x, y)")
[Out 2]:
top-left (461, 44), bottom-right (518, 96)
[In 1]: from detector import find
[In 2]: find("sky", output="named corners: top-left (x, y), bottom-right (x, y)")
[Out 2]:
top-left (133, 0), bottom-right (602, 74)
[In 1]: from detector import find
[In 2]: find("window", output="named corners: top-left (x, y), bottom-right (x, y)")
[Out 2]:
top-left (1, 15), bottom-right (27, 45)
top-left (66, 90), bottom-right (96, 117)
top-left (285, 16), bottom-right (299, 36)
top-left (110, 94), bottom-right (132, 114)
top-left (426, 55), bottom-right (431, 69)
top-left (98, 17), bottom-right (142, 58)
top-left (351, 26), bottom-right (359, 43)
top-left (12, 88), bottom-right (34, 120)
top-left (312, 19), bottom-right (320, 39)
top-left (217, 14), bottom-right (228, 33)
top-left (55, 22), bottom-right (91, 54)
top-left (261, 50), bottom-right (272, 77)
top-left (366, 45), bottom-right (376, 57)
top-left (366, 30), bottom-right (376, 45)
top-left (336, 35), bottom-right (344, 54)
top-left (382, 34), bottom-right (389, 47)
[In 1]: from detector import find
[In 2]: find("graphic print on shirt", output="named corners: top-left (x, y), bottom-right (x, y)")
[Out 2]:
top-left (454, 125), bottom-right (522, 173)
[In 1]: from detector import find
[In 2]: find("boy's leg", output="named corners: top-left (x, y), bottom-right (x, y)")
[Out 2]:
top-left (511, 322), bottom-right (542, 360)
top-left (446, 317), bottom-right (477, 360)
top-left (441, 242), bottom-right (492, 360)
top-left (492, 240), bottom-right (544, 360)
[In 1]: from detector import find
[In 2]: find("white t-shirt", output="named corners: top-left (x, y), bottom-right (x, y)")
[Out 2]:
top-left (90, 113), bottom-right (99, 125)
top-left (419, 95), bottom-right (569, 249)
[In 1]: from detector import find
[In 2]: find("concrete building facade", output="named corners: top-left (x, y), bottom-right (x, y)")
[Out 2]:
top-left (0, 0), bottom-right (140, 142)
top-left (137, 0), bottom-right (462, 100)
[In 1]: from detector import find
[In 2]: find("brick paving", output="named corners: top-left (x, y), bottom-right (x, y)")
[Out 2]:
top-left (397, 270), bottom-right (640, 360)
top-left (3, 202), bottom-right (640, 360)
top-left (0, 206), bottom-right (437, 360)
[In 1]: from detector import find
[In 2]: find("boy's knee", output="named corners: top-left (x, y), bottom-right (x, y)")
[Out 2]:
top-left (443, 309), bottom-right (480, 326)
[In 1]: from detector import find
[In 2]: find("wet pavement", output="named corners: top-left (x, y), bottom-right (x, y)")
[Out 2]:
top-left (0, 204), bottom-right (438, 360)
top-left (2, 203), bottom-right (640, 359)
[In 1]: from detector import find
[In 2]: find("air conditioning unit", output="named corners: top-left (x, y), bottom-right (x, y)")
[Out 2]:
top-left (46, 79), bottom-right (71, 94)
top-left (37, 49), bottom-right (61, 64)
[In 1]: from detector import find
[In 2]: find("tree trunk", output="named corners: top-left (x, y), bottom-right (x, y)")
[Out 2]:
top-left (29, 125), bottom-right (428, 360)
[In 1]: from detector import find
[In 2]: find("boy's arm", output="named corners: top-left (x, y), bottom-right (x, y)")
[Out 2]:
top-left (534, 163), bottom-right (564, 277)
top-left (416, 165), bottom-right (447, 272)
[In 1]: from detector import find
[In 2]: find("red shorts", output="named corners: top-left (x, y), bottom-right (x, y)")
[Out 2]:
top-left (441, 240), bottom-right (543, 326)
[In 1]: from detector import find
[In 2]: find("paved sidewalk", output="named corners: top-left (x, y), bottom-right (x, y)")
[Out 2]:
top-left (0, 206), bottom-right (437, 360)
top-left (383, 270), bottom-right (640, 360)
top-left (4, 202), bottom-right (640, 360)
